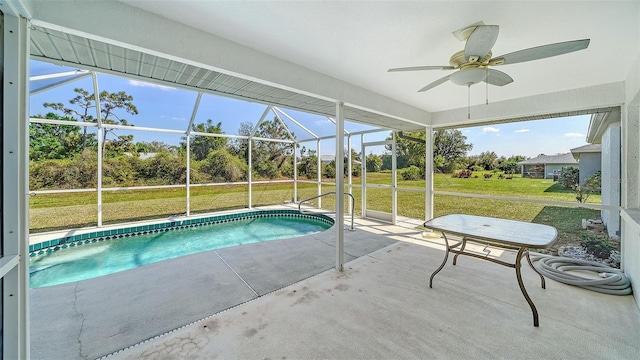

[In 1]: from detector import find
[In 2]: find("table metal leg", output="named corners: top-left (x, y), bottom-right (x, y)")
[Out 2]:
top-left (525, 250), bottom-right (546, 289)
top-left (429, 233), bottom-right (451, 288)
top-left (452, 237), bottom-right (466, 266)
top-left (515, 247), bottom-right (539, 327)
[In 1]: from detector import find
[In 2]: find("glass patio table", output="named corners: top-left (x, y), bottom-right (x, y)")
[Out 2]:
top-left (423, 214), bottom-right (558, 327)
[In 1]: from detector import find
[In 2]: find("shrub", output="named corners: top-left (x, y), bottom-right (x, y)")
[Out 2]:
top-left (351, 163), bottom-right (362, 177)
top-left (137, 152), bottom-right (187, 185)
top-left (558, 167), bottom-right (579, 189)
top-left (29, 149), bottom-right (99, 189)
top-left (366, 154), bottom-right (382, 172)
top-left (574, 171), bottom-right (602, 203)
top-left (323, 161), bottom-right (336, 179)
top-left (400, 165), bottom-right (421, 180)
top-left (585, 171), bottom-right (601, 192)
top-left (452, 169), bottom-right (472, 178)
top-left (580, 234), bottom-right (616, 259)
top-left (201, 149), bottom-right (247, 182)
top-left (188, 161), bottom-right (210, 184)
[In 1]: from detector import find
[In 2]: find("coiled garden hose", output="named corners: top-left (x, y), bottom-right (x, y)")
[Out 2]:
top-left (529, 253), bottom-right (632, 295)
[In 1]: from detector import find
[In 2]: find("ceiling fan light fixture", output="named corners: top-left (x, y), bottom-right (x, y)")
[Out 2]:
top-left (450, 67), bottom-right (487, 86)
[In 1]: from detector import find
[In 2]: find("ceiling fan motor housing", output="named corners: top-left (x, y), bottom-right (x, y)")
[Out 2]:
top-left (450, 67), bottom-right (488, 86)
top-left (449, 50), bottom-right (493, 67)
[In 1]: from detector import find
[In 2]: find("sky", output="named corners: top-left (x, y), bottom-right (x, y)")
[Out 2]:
top-left (29, 60), bottom-right (591, 158)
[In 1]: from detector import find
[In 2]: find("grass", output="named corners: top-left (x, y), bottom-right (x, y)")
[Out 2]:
top-left (30, 171), bottom-right (602, 251)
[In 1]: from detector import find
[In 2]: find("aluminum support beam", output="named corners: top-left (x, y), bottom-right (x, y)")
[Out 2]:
top-left (391, 133), bottom-right (397, 225)
top-left (317, 140), bottom-right (322, 208)
top-left (185, 92), bottom-right (203, 216)
top-left (361, 134), bottom-right (366, 218)
top-left (271, 109), bottom-right (295, 141)
top-left (425, 126), bottom-right (434, 220)
top-left (30, 71), bottom-right (91, 95)
top-left (293, 142), bottom-right (298, 202)
top-left (248, 136), bottom-right (253, 209)
top-left (92, 72), bottom-right (103, 226)
top-left (273, 106), bottom-right (318, 139)
top-left (2, 13), bottom-right (30, 360)
top-left (347, 135), bottom-right (353, 214)
top-left (335, 102), bottom-right (345, 271)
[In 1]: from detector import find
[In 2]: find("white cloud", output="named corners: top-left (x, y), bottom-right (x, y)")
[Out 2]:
top-left (515, 129), bottom-right (530, 133)
top-left (482, 127), bottom-right (499, 133)
top-left (171, 116), bottom-right (187, 121)
top-left (128, 79), bottom-right (175, 91)
top-left (564, 132), bottom-right (584, 137)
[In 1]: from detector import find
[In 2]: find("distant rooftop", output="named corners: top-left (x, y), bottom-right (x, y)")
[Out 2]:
top-left (518, 153), bottom-right (578, 165)
top-left (570, 144), bottom-right (602, 154)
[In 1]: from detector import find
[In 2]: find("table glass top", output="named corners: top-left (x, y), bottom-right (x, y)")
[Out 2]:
top-left (423, 214), bottom-right (558, 248)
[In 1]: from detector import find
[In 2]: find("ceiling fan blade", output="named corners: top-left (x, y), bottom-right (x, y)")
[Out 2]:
top-left (418, 75), bottom-right (451, 92)
top-left (483, 69), bottom-right (513, 86)
top-left (464, 25), bottom-right (499, 61)
top-left (491, 39), bottom-right (590, 65)
top-left (388, 65), bottom-right (455, 72)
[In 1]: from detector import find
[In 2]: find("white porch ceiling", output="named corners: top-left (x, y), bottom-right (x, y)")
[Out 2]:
top-left (119, 0), bottom-right (639, 114)
top-left (15, 0), bottom-right (640, 130)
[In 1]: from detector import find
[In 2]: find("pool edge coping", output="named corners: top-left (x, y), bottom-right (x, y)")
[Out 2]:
top-left (28, 208), bottom-right (334, 256)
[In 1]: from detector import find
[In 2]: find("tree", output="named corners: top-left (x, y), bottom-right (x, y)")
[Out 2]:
top-left (134, 141), bottom-right (172, 154)
top-left (184, 119), bottom-right (227, 161)
top-left (433, 129), bottom-right (473, 172)
top-left (44, 88), bottom-right (95, 148)
top-left (366, 153), bottom-right (382, 172)
top-left (392, 129), bottom-right (473, 173)
top-left (98, 90), bottom-right (138, 153)
top-left (29, 112), bottom-right (97, 161)
top-left (230, 122), bottom-right (254, 160)
top-left (236, 119), bottom-right (294, 179)
top-left (297, 146), bottom-right (318, 179)
top-left (497, 155), bottom-right (524, 174)
top-left (478, 151), bottom-right (499, 170)
top-left (43, 87), bottom-right (138, 153)
top-left (390, 131), bottom-right (426, 169)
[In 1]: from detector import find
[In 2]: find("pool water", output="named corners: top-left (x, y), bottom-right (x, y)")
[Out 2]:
top-left (30, 215), bottom-right (331, 288)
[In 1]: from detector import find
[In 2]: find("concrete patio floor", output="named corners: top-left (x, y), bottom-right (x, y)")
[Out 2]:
top-left (29, 210), bottom-right (400, 360)
top-left (103, 217), bottom-right (640, 360)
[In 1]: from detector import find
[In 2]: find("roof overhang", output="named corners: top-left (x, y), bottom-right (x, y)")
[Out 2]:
top-left (587, 107), bottom-right (622, 144)
top-left (5, 0), bottom-right (639, 132)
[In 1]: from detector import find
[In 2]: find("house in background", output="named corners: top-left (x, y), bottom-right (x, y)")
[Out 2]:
top-left (570, 144), bottom-right (602, 184)
top-left (518, 153), bottom-right (578, 179)
top-left (587, 111), bottom-right (622, 239)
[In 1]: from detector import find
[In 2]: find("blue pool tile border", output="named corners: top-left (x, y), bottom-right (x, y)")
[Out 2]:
top-left (29, 210), bottom-right (334, 256)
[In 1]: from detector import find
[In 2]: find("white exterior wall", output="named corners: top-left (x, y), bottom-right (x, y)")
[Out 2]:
top-left (601, 124), bottom-right (621, 238)
top-left (621, 52), bottom-right (640, 310)
top-left (578, 153), bottom-right (602, 185)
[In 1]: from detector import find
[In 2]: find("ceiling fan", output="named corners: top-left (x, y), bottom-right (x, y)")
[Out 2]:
top-left (388, 21), bottom-right (590, 93)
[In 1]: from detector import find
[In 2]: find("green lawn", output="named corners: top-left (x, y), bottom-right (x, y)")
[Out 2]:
top-left (30, 171), bottom-right (602, 251)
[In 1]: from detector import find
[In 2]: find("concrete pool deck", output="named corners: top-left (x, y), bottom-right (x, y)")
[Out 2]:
top-left (30, 210), bottom-right (640, 359)
top-left (29, 208), bottom-right (404, 360)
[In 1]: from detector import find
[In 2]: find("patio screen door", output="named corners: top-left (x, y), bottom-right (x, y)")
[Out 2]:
top-left (361, 140), bottom-right (397, 224)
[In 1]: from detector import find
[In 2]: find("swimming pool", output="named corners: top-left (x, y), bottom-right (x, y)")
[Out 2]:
top-left (29, 210), bottom-right (333, 288)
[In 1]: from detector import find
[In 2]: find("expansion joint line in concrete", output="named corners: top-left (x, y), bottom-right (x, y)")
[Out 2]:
top-left (72, 282), bottom-right (89, 360)
top-left (315, 237), bottom-right (360, 258)
top-left (213, 250), bottom-right (260, 297)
